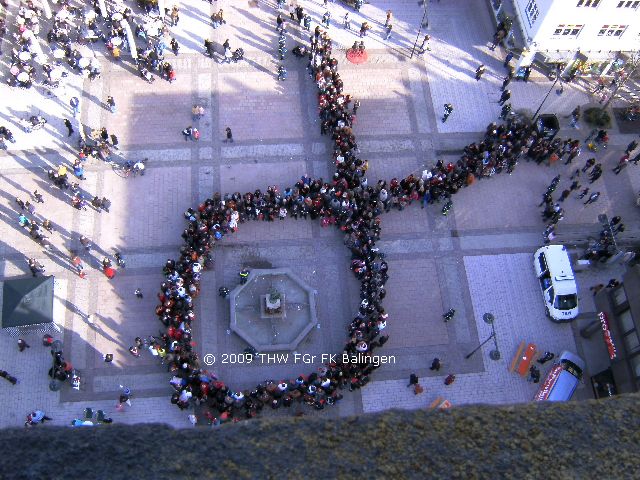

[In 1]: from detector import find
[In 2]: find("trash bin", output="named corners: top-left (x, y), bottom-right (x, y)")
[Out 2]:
top-left (535, 114), bottom-right (559, 140)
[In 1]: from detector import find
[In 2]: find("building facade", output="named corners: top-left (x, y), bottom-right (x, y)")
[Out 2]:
top-left (495, 0), bottom-right (640, 76)
top-left (585, 265), bottom-right (640, 396)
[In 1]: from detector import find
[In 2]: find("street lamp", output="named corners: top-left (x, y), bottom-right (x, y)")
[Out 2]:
top-left (465, 313), bottom-right (501, 360)
top-left (410, 1), bottom-right (429, 59)
top-left (532, 66), bottom-right (562, 123)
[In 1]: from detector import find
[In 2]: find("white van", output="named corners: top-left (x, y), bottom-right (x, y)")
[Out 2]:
top-left (534, 351), bottom-right (585, 402)
top-left (533, 245), bottom-right (579, 322)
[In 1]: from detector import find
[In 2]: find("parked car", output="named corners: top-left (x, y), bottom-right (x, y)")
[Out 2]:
top-left (533, 245), bottom-right (579, 322)
top-left (534, 351), bottom-right (585, 402)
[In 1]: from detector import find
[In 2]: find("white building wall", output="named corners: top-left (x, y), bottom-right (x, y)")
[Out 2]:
top-left (514, 0), bottom-right (640, 56)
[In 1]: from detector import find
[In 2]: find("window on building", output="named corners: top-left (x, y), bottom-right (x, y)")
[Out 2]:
top-left (553, 25), bottom-right (584, 36)
top-left (598, 25), bottom-right (628, 36)
top-left (616, 1), bottom-right (640, 8)
top-left (613, 286), bottom-right (628, 307)
top-left (577, 0), bottom-right (600, 6)
top-left (525, 0), bottom-right (539, 27)
top-left (623, 330), bottom-right (640, 355)
top-left (618, 308), bottom-right (636, 334)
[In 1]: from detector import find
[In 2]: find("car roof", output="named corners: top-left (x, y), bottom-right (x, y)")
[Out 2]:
top-left (536, 245), bottom-right (576, 295)
top-left (553, 279), bottom-right (577, 296)
top-left (546, 370), bottom-right (579, 401)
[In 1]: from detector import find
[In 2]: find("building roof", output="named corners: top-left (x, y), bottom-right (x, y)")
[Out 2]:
top-left (0, 276), bottom-right (54, 328)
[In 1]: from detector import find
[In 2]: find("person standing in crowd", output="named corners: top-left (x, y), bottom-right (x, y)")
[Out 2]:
top-left (499, 89), bottom-right (511, 105)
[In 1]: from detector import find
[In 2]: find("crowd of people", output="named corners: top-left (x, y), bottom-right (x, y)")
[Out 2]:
top-left (3, 0), bottom-right (184, 95)
top-left (5, 0), bottom-right (632, 427)
top-left (143, 16), bottom-right (586, 423)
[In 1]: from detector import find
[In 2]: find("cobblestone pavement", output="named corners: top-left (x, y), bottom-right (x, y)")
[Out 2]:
top-left (0, 0), bottom-right (638, 428)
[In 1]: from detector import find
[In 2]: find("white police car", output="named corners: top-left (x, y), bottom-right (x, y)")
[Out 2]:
top-left (533, 245), bottom-right (579, 322)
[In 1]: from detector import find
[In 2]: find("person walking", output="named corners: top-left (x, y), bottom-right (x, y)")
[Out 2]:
top-left (224, 127), bottom-right (234, 143)
top-left (64, 119), bottom-right (74, 137)
top-left (581, 157), bottom-right (596, 173)
top-left (170, 38), bottom-right (179, 56)
top-left (504, 51), bottom-right (514, 67)
top-left (475, 64), bottom-right (486, 81)
top-left (578, 187), bottom-right (590, 199)
top-left (501, 75), bottom-right (511, 91)
top-left (418, 34), bottom-right (431, 53)
top-left (500, 103), bottom-right (512, 120)
top-left (443, 308), bottom-right (455, 322)
top-left (569, 106), bottom-right (580, 128)
top-left (18, 339), bottom-right (30, 352)
top-left (499, 89), bottom-right (511, 105)
top-left (543, 224), bottom-right (555, 244)
top-left (182, 126), bottom-right (193, 141)
top-left (589, 165), bottom-right (603, 183)
top-left (407, 373), bottom-right (419, 387)
top-left (444, 374), bottom-right (456, 386)
top-left (106, 96), bottom-right (116, 113)
top-left (584, 191), bottom-right (601, 205)
top-left (384, 24), bottom-right (393, 40)
top-left (442, 103), bottom-right (453, 123)
top-left (343, 12), bottom-right (351, 30)
top-left (353, 99), bottom-right (360, 115)
top-left (79, 235), bottom-right (92, 250)
top-left (625, 140), bottom-right (638, 155)
top-left (69, 96), bottom-right (80, 117)
top-left (429, 358), bottom-right (441, 371)
top-left (384, 10), bottom-right (393, 28)
top-left (33, 190), bottom-right (44, 203)
top-left (538, 192), bottom-right (552, 208)
top-left (170, 5), bottom-right (180, 26)
top-left (359, 22), bottom-right (370, 37)
top-left (134, 288), bottom-right (143, 299)
top-left (613, 154), bottom-right (629, 174)
top-left (322, 11), bottom-right (331, 28)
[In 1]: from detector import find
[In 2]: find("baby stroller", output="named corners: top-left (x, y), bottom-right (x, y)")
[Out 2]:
top-left (292, 45), bottom-right (307, 58)
top-left (22, 115), bottom-right (47, 133)
top-left (232, 48), bottom-right (244, 62)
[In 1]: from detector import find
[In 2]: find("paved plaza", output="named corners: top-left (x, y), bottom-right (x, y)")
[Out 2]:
top-left (0, 0), bottom-right (639, 429)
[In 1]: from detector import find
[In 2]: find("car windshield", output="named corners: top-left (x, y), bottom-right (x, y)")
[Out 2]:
top-left (561, 359), bottom-right (583, 379)
top-left (554, 294), bottom-right (577, 310)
